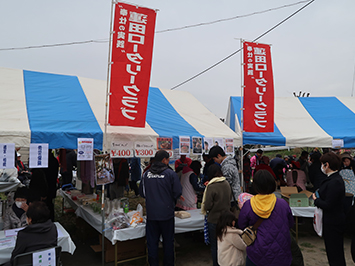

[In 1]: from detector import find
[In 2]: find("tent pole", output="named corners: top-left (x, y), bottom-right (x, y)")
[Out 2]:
top-left (104, 0), bottom-right (115, 154)
top-left (101, 184), bottom-right (105, 266)
top-left (240, 39), bottom-right (245, 192)
top-left (102, 1), bottom-right (115, 265)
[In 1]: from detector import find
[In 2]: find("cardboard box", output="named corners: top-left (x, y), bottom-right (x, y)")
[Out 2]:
top-left (289, 193), bottom-right (309, 207)
top-left (91, 236), bottom-right (146, 263)
top-left (280, 187), bottom-right (313, 207)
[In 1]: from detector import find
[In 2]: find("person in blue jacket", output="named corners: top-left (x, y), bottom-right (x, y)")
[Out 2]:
top-left (139, 150), bottom-right (182, 266)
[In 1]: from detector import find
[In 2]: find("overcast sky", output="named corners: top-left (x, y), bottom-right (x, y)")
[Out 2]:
top-left (1, 0), bottom-right (354, 118)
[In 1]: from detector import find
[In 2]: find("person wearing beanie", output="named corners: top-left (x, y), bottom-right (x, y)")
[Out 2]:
top-left (3, 187), bottom-right (29, 230)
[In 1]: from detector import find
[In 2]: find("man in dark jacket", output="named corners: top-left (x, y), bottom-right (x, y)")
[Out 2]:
top-left (139, 150), bottom-right (182, 266)
top-left (6, 201), bottom-right (57, 266)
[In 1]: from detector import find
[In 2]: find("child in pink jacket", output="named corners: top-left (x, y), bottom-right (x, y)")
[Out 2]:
top-left (216, 211), bottom-right (246, 266)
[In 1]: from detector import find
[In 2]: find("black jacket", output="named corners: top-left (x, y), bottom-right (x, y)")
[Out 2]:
top-left (139, 162), bottom-right (182, 220)
top-left (315, 172), bottom-right (346, 225)
top-left (7, 219), bottom-right (57, 266)
top-left (308, 161), bottom-right (327, 191)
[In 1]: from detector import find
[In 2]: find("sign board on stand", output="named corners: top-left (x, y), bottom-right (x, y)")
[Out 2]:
top-left (0, 143), bottom-right (15, 169)
top-left (29, 143), bottom-right (49, 168)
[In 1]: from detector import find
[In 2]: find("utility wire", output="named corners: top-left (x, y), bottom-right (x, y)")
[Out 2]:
top-left (0, 39), bottom-right (108, 51)
top-left (0, 1), bottom-right (311, 52)
top-left (156, 0), bottom-right (311, 33)
top-left (170, 0), bottom-right (315, 90)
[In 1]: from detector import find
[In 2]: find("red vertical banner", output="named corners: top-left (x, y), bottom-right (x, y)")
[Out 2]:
top-left (108, 3), bottom-right (157, 127)
top-left (243, 41), bottom-right (274, 132)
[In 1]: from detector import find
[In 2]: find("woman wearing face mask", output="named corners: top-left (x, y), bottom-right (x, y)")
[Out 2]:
top-left (3, 187), bottom-right (29, 230)
top-left (312, 152), bottom-right (346, 266)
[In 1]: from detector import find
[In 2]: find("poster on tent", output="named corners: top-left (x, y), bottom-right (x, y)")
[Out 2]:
top-left (29, 143), bottom-right (49, 168)
top-left (111, 141), bottom-right (134, 158)
top-left (77, 138), bottom-right (94, 161)
top-left (108, 2), bottom-right (157, 127)
top-left (135, 141), bottom-right (156, 157)
top-left (243, 41), bottom-right (274, 132)
top-left (214, 138), bottom-right (224, 149)
top-left (179, 136), bottom-right (190, 155)
top-left (95, 154), bottom-right (115, 185)
top-left (157, 137), bottom-right (173, 157)
top-left (225, 138), bottom-right (234, 155)
top-left (332, 139), bottom-right (344, 148)
top-left (0, 143), bottom-right (15, 169)
top-left (203, 137), bottom-right (213, 154)
top-left (192, 137), bottom-right (203, 155)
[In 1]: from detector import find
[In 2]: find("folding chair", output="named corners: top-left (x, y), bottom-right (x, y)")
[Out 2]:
top-left (13, 246), bottom-right (62, 266)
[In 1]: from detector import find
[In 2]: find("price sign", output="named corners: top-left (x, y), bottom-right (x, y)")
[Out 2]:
top-left (135, 142), bottom-right (156, 157)
top-left (111, 149), bottom-right (133, 158)
top-left (110, 141), bottom-right (134, 158)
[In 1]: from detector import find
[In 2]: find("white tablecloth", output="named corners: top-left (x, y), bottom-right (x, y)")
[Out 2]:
top-left (291, 206), bottom-right (316, 218)
top-left (175, 209), bottom-right (204, 234)
top-left (61, 190), bottom-right (205, 245)
top-left (0, 222), bottom-right (76, 264)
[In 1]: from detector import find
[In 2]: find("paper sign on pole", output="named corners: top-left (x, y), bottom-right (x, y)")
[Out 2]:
top-left (77, 138), bottom-right (94, 161)
top-left (135, 142), bottom-right (156, 157)
top-left (243, 41), bottom-right (274, 132)
top-left (29, 143), bottom-right (49, 168)
top-left (111, 141), bottom-right (134, 158)
top-left (0, 143), bottom-right (15, 169)
top-left (108, 2), bottom-right (157, 127)
top-left (179, 136), bottom-right (190, 155)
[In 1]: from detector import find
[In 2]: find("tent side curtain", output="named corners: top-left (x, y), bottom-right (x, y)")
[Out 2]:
top-left (227, 96), bottom-right (355, 148)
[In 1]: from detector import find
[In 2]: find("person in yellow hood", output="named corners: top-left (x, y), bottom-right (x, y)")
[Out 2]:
top-left (239, 170), bottom-right (294, 266)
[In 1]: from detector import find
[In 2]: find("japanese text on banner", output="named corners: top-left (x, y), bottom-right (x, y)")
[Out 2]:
top-left (108, 3), bottom-right (157, 127)
top-left (243, 41), bottom-right (274, 132)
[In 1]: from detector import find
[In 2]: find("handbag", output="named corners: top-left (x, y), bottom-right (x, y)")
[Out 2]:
top-left (313, 207), bottom-right (323, 237)
top-left (241, 217), bottom-right (263, 246)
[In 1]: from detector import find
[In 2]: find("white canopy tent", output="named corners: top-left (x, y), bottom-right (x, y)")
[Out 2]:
top-left (227, 96), bottom-right (355, 148)
top-left (0, 67), bottom-right (241, 151)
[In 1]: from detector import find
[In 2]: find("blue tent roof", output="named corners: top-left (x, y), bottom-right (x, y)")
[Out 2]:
top-left (227, 96), bottom-right (355, 148)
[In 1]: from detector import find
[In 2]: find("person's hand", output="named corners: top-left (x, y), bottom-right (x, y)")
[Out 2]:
top-left (204, 181), bottom-right (209, 186)
top-left (312, 193), bottom-right (317, 200)
top-left (21, 202), bottom-right (29, 212)
top-left (180, 195), bottom-right (185, 201)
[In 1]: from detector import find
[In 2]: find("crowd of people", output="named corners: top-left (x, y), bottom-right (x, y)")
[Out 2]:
top-left (2, 146), bottom-right (355, 266)
top-left (139, 147), bottom-right (355, 266)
